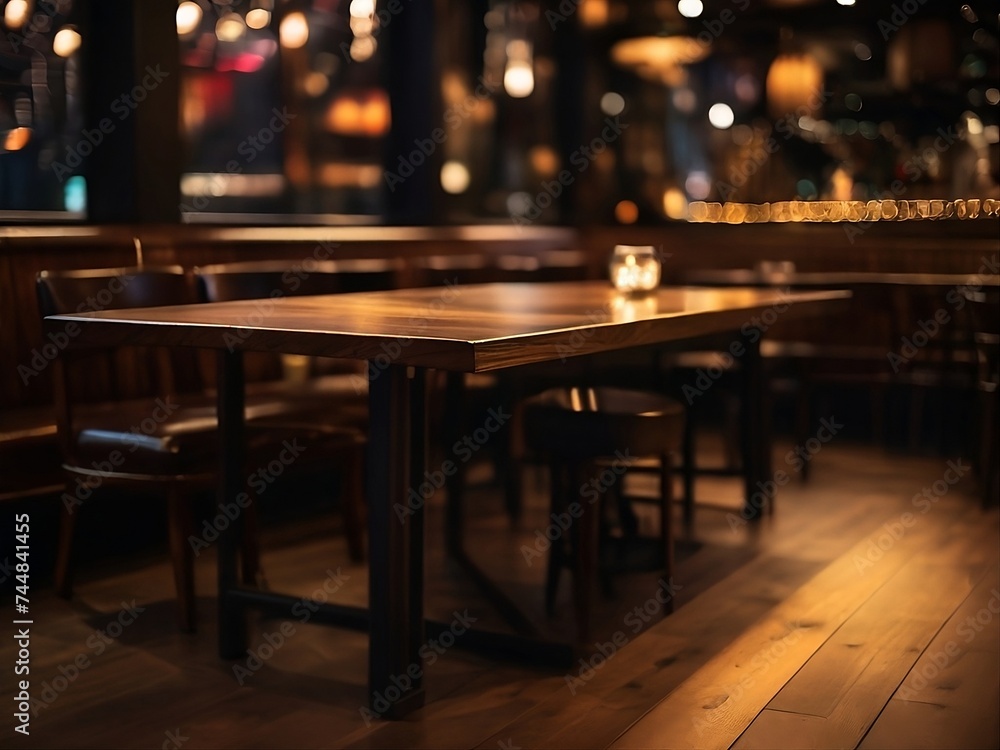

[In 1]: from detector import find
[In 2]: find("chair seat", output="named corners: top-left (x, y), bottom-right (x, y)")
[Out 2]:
top-left (522, 386), bottom-right (684, 460)
top-left (72, 396), bottom-right (363, 478)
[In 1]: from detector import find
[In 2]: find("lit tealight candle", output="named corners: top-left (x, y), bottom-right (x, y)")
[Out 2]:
top-left (609, 245), bottom-right (661, 293)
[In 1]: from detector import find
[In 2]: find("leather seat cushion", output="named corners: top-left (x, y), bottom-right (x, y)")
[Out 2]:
top-left (72, 396), bottom-right (363, 477)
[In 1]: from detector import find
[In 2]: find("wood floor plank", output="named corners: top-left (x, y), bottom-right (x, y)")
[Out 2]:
top-left (607, 509), bottom-right (950, 750)
top-left (7, 444), bottom-right (996, 750)
top-left (858, 566), bottom-right (1000, 750)
top-left (473, 554), bottom-right (825, 750)
top-left (339, 663), bottom-right (565, 750)
top-left (474, 487), bottom-right (903, 750)
top-left (764, 518), bottom-right (995, 722)
top-left (731, 555), bottom-right (983, 749)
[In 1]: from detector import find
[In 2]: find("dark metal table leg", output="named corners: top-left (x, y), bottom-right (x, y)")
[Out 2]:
top-left (740, 338), bottom-right (770, 520)
top-left (367, 364), bottom-right (425, 718)
top-left (443, 370), bottom-right (464, 558)
top-left (217, 349), bottom-right (248, 659)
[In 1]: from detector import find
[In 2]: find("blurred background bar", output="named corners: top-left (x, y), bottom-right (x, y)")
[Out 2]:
top-left (1, 0), bottom-right (997, 224)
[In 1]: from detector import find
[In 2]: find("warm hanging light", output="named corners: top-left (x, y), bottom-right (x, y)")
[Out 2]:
top-left (350, 36), bottom-right (377, 62)
top-left (765, 54), bottom-right (823, 118)
top-left (504, 39), bottom-right (534, 98)
top-left (53, 27), bottom-right (82, 57)
top-left (4, 0), bottom-right (30, 30)
top-left (504, 60), bottom-right (534, 98)
top-left (216, 13), bottom-right (246, 42)
top-left (246, 8), bottom-right (271, 29)
top-left (349, 0), bottom-right (375, 17)
top-left (578, 0), bottom-right (608, 27)
top-left (279, 11), bottom-right (309, 49)
top-left (441, 161), bottom-right (471, 194)
top-left (708, 102), bottom-right (734, 129)
top-left (677, 0), bottom-right (703, 18)
top-left (610, 36), bottom-right (709, 87)
top-left (324, 90), bottom-right (390, 137)
top-left (176, 1), bottom-right (202, 36)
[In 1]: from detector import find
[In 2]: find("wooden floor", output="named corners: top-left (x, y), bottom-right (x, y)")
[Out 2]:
top-left (8, 438), bottom-right (999, 749)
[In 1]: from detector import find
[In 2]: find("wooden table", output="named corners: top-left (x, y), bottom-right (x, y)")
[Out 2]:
top-left (48, 281), bottom-right (850, 718)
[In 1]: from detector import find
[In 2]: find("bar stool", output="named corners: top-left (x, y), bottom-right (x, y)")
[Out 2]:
top-left (521, 386), bottom-right (685, 642)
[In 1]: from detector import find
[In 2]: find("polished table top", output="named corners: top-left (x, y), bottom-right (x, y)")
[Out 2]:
top-left (49, 282), bottom-right (851, 372)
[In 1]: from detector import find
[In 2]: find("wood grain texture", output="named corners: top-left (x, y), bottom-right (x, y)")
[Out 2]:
top-left (607, 503), bottom-right (963, 750)
top-left (472, 555), bottom-right (825, 750)
top-left (732, 555), bottom-right (984, 749)
top-left (858, 566), bottom-right (1000, 750)
top-left (49, 283), bottom-right (851, 372)
top-left (6, 443), bottom-right (997, 749)
top-left (473, 486), bottom-right (907, 750)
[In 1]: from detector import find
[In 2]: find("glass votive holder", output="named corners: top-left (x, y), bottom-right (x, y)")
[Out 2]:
top-left (609, 245), bottom-right (661, 293)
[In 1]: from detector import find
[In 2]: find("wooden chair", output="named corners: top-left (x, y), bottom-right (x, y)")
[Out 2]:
top-left (492, 249), bottom-right (591, 283)
top-left (885, 284), bottom-right (979, 453)
top-left (520, 386), bottom-right (685, 642)
top-left (37, 266), bottom-right (365, 631)
top-left (195, 257), bottom-right (400, 300)
top-left (964, 288), bottom-right (999, 506)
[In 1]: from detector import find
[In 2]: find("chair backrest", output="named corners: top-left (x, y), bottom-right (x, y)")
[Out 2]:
top-left (329, 258), bottom-right (403, 293)
top-left (412, 250), bottom-right (589, 287)
top-left (411, 253), bottom-right (496, 287)
top-left (194, 260), bottom-right (336, 302)
top-left (493, 249), bottom-right (591, 283)
top-left (194, 259), bottom-right (400, 380)
top-left (887, 284), bottom-right (977, 372)
top-left (193, 258), bottom-right (401, 302)
top-left (37, 266), bottom-right (193, 316)
top-left (36, 266), bottom-right (202, 403)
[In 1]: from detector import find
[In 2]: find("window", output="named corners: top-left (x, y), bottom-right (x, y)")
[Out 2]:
top-left (177, 0), bottom-right (389, 223)
top-left (0, 0), bottom-right (87, 220)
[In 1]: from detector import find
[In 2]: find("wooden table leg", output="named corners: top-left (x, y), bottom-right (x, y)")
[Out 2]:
top-left (217, 349), bottom-right (248, 658)
top-left (367, 364), bottom-right (425, 718)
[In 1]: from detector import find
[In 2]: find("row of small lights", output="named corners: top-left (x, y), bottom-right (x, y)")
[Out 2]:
top-left (687, 198), bottom-right (1000, 223)
top-left (610, 194), bottom-right (1000, 224)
